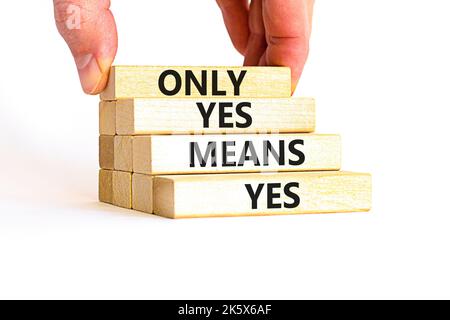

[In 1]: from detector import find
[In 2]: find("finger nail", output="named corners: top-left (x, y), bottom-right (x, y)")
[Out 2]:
top-left (75, 54), bottom-right (108, 95)
top-left (291, 83), bottom-right (298, 95)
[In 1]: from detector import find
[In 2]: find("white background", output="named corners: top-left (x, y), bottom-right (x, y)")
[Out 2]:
top-left (0, 0), bottom-right (449, 299)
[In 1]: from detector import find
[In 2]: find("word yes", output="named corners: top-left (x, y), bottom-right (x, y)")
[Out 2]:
top-left (245, 183), bottom-right (301, 210)
top-left (197, 102), bottom-right (252, 128)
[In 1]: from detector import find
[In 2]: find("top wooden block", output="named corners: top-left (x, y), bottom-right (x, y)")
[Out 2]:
top-left (100, 66), bottom-right (291, 100)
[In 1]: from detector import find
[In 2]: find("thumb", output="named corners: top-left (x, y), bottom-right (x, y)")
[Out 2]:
top-left (54, 0), bottom-right (118, 94)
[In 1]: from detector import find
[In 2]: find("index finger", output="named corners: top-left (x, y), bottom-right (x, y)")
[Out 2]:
top-left (217, 0), bottom-right (250, 55)
top-left (262, 0), bottom-right (314, 92)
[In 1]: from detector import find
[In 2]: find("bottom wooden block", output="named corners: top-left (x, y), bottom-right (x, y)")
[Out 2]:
top-left (132, 173), bottom-right (153, 214)
top-left (99, 171), bottom-right (371, 219)
top-left (99, 169), bottom-right (132, 209)
top-left (152, 171), bottom-right (372, 219)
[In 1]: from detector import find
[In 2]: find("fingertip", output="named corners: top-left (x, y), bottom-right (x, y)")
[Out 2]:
top-left (291, 78), bottom-right (299, 95)
top-left (76, 54), bottom-right (111, 95)
top-left (234, 42), bottom-right (248, 56)
top-left (290, 64), bottom-right (305, 95)
top-left (290, 57), bottom-right (306, 94)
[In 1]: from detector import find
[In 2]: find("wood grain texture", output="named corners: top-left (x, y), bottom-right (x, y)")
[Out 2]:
top-left (113, 97), bottom-right (315, 135)
top-left (114, 136), bottom-right (133, 172)
top-left (98, 170), bottom-right (132, 209)
top-left (132, 173), bottom-right (153, 214)
top-left (99, 101), bottom-right (116, 135)
top-left (99, 136), bottom-right (114, 170)
top-left (99, 136), bottom-right (133, 172)
top-left (99, 169), bottom-right (113, 204)
top-left (152, 171), bottom-right (372, 219)
top-left (100, 66), bottom-right (291, 100)
top-left (132, 134), bottom-right (341, 175)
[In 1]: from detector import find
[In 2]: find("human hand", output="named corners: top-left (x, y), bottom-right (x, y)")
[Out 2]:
top-left (53, 0), bottom-right (313, 94)
top-left (217, 0), bottom-right (315, 92)
top-left (53, 0), bottom-right (117, 94)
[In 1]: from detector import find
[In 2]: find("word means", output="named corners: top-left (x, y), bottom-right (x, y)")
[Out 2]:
top-left (190, 140), bottom-right (305, 168)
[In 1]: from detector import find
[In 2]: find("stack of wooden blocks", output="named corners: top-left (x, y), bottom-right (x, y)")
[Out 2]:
top-left (99, 66), bottom-right (371, 218)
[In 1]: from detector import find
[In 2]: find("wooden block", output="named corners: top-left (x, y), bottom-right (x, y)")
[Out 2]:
top-left (152, 171), bottom-right (372, 219)
top-left (100, 66), bottom-right (291, 100)
top-left (133, 134), bottom-right (341, 175)
top-left (113, 97), bottom-right (315, 135)
top-left (99, 101), bottom-right (116, 135)
top-left (99, 169), bottom-right (113, 204)
top-left (99, 136), bottom-right (114, 170)
top-left (114, 136), bottom-right (133, 172)
top-left (99, 136), bottom-right (133, 172)
top-left (132, 173), bottom-right (153, 214)
top-left (98, 170), bottom-right (132, 209)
